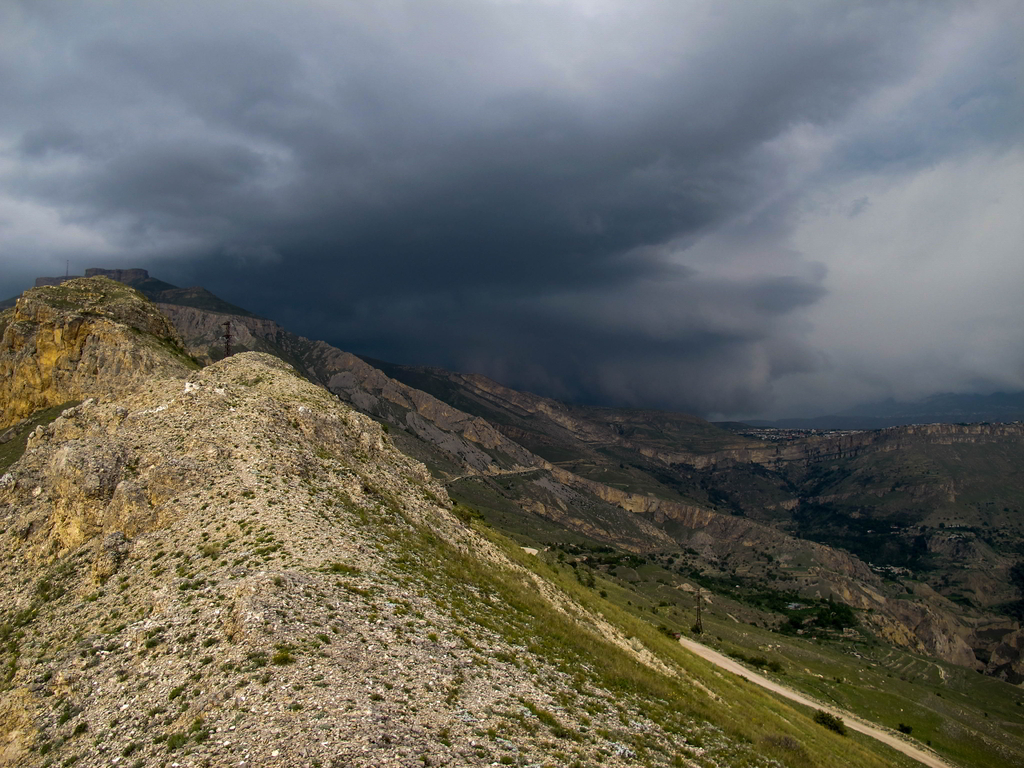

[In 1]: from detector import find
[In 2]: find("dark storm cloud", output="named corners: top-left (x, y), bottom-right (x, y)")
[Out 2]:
top-left (2, 1), bottom-right (1022, 416)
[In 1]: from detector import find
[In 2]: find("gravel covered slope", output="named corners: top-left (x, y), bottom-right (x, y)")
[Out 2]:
top-left (0, 353), bottom-right (818, 768)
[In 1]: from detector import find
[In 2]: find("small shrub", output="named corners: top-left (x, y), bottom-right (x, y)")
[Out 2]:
top-left (813, 710), bottom-right (846, 736)
top-left (272, 650), bottom-right (294, 665)
top-left (246, 651), bottom-right (268, 668)
top-left (452, 504), bottom-right (483, 524)
top-left (897, 723), bottom-right (913, 735)
top-left (36, 579), bottom-right (65, 603)
top-left (762, 734), bottom-right (802, 751)
top-left (166, 732), bottom-right (187, 751)
top-left (327, 562), bottom-right (361, 575)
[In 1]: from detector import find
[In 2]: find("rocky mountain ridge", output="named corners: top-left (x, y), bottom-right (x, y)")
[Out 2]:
top-left (6, 276), bottom-right (1024, 768)
top-left (0, 278), bottom-right (915, 768)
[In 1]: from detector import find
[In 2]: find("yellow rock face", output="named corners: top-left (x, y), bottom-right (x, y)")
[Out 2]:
top-left (0, 277), bottom-right (194, 429)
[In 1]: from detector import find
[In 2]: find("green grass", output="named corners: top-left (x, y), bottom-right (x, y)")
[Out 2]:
top-left (0, 401), bottom-right (79, 473)
top-left (379, 505), bottom-right (919, 768)
top-left (667, 578), bottom-right (1024, 768)
top-left (441, 481), bottom-right (1024, 768)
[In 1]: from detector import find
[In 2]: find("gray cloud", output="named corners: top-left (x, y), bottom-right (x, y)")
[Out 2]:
top-left (2, 0), bottom-right (1022, 417)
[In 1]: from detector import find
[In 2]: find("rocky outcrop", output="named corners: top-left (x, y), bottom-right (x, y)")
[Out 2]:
top-left (868, 599), bottom-right (981, 669)
top-left (986, 628), bottom-right (1024, 683)
top-left (83, 267), bottom-right (150, 283)
top-left (0, 278), bottom-right (194, 429)
top-left (156, 304), bottom-right (288, 363)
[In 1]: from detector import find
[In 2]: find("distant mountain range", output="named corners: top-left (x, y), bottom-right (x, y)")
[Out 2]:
top-left (6, 272), bottom-right (1021, 430)
top-left (739, 391), bottom-right (1024, 430)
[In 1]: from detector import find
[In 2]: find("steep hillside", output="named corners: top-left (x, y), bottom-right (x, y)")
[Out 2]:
top-left (0, 341), bottom-right (913, 766)
top-left (360, 360), bottom-right (755, 458)
top-left (369, 362), bottom-right (1024, 679)
top-left (143, 293), bottom-right (1004, 680)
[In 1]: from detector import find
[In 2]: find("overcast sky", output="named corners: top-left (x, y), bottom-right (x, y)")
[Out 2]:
top-left (2, 1), bottom-right (1022, 418)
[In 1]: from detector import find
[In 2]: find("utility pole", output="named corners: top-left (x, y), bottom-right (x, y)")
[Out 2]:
top-left (693, 587), bottom-right (703, 635)
top-left (222, 320), bottom-right (232, 359)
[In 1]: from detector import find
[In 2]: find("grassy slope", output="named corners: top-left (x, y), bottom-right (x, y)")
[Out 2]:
top-left (345, 360), bottom-right (1023, 766)
top-left (453, 497), bottom-right (1024, 768)
top-left (430, 515), bottom-right (922, 768)
top-left (0, 402), bottom-right (80, 474)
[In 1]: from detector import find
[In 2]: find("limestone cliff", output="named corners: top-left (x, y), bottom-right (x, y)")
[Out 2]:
top-left (0, 278), bottom-right (194, 429)
top-left (641, 422), bottom-right (1024, 470)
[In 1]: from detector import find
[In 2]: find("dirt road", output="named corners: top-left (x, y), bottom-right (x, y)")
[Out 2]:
top-left (678, 637), bottom-right (955, 768)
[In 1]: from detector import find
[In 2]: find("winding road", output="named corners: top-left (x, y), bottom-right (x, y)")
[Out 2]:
top-left (678, 637), bottom-right (955, 768)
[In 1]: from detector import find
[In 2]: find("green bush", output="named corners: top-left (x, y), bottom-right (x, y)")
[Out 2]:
top-left (813, 598), bottom-right (857, 630)
top-left (813, 710), bottom-right (846, 736)
top-left (326, 563), bottom-right (360, 575)
top-left (166, 733), bottom-right (187, 751)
